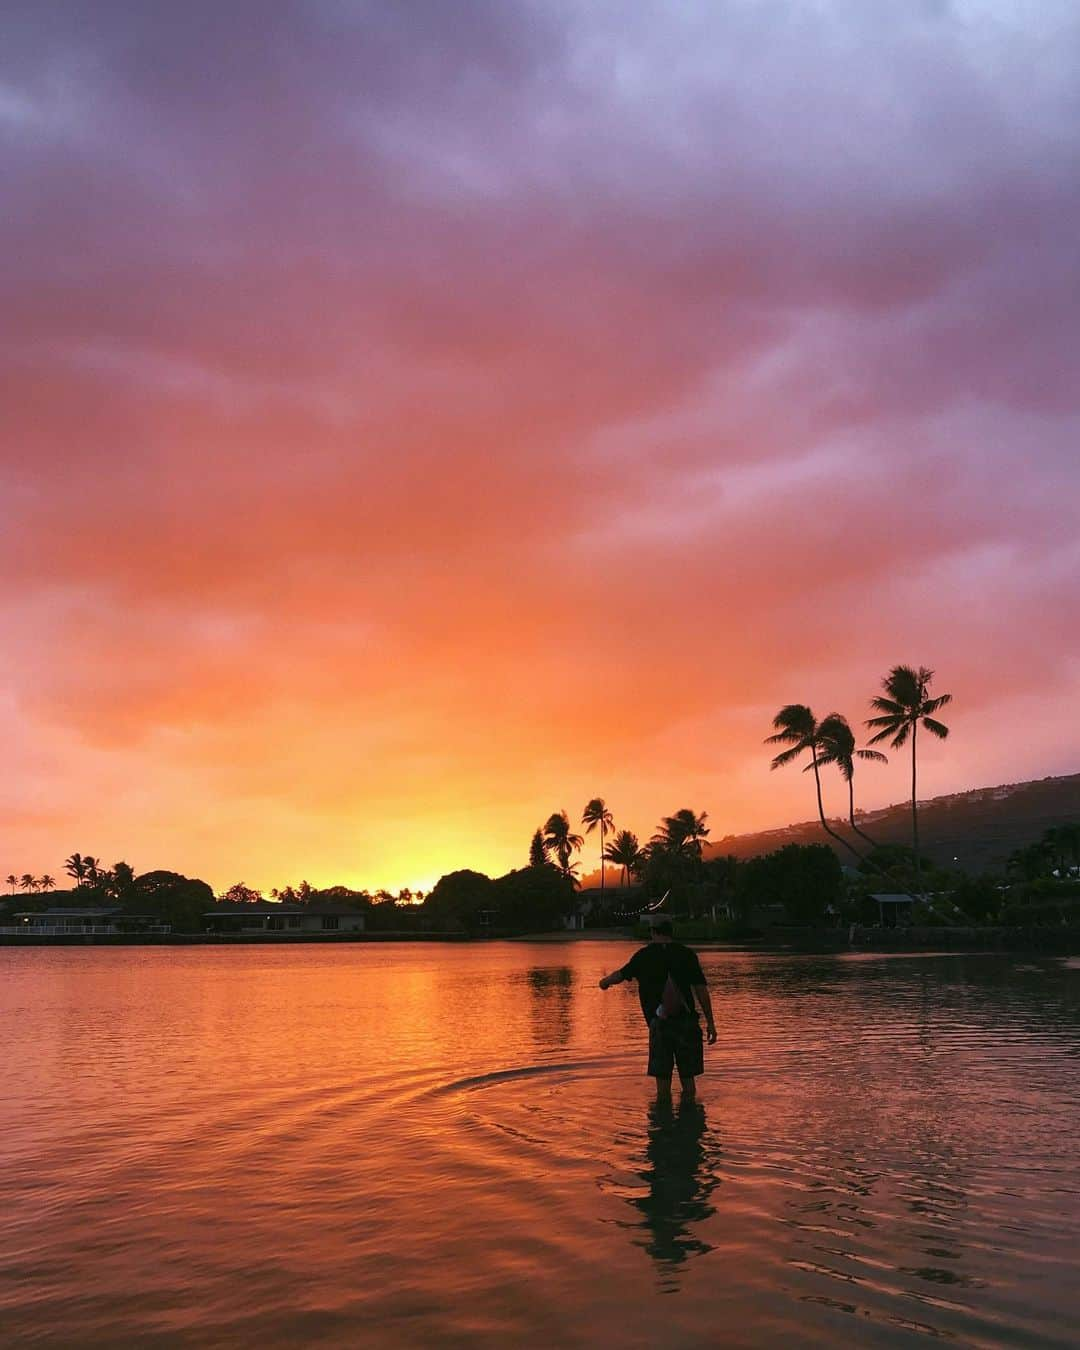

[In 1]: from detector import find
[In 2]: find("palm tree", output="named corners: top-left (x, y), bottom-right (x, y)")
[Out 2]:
top-left (83, 856), bottom-right (101, 885)
top-left (651, 808), bottom-right (710, 857)
top-left (19, 874), bottom-right (37, 894)
top-left (816, 713), bottom-right (888, 850)
top-left (603, 829), bottom-right (644, 887)
top-left (5, 875), bottom-right (17, 895)
top-left (64, 853), bottom-right (88, 885)
top-left (38, 875), bottom-right (56, 893)
top-left (866, 665), bottom-right (952, 890)
top-left (543, 811), bottom-right (584, 881)
top-left (766, 705), bottom-right (864, 862)
top-left (582, 798), bottom-right (615, 897)
top-left (105, 862), bottom-right (135, 899)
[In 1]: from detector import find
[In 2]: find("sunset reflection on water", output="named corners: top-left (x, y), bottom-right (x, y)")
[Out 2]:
top-left (2, 943), bottom-right (1078, 1346)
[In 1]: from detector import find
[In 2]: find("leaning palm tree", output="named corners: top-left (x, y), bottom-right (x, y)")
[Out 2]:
top-left (582, 798), bottom-right (615, 897)
top-left (866, 665), bottom-right (952, 890)
top-left (816, 713), bottom-right (888, 850)
top-left (19, 873), bottom-right (37, 894)
top-left (543, 810), bottom-right (584, 880)
top-left (603, 829), bottom-right (644, 887)
top-left (766, 705), bottom-right (864, 862)
top-left (38, 875), bottom-right (56, 893)
top-left (5, 874), bottom-right (18, 895)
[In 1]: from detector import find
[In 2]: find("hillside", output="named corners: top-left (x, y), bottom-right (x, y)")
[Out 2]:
top-left (707, 772), bottom-right (1080, 874)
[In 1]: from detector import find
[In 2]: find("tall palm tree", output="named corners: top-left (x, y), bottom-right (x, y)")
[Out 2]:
top-left (5, 875), bottom-right (17, 895)
top-left (766, 705), bottom-right (864, 862)
top-left (38, 875), bottom-right (56, 893)
top-left (543, 811), bottom-right (583, 881)
top-left (582, 798), bottom-right (615, 897)
top-left (866, 665), bottom-right (952, 890)
top-left (603, 829), bottom-right (644, 887)
top-left (83, 856), bottom-right (101, 885)
top-left (19, 874), bottom-right (37, 894)
top-left (816, 713), bottom-right (888, 850)
top-left (64, 853), bottom-right (88, 885)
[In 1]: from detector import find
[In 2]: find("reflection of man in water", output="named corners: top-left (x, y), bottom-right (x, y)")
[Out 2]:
top-left (598, 920), bottom-right (717, 1099)
top-left (632, 1097), bottom-right (718, 1282)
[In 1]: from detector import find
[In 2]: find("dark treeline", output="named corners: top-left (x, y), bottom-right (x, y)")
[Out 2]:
top-left (5, 662), bottom-right (1079, 936)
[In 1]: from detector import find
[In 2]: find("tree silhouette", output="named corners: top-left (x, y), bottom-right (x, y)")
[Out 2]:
top-left (64, 853), bottom-right (89, 885)
top-left (582, 798), bottom-right (615, 898)
top-left (19, 873), bottom-right (37, 894)
top-left (38, 875), bottom-right (56, 892)
top-left (603, 829), bottom-right (644, 887)
top-left (651, 809), bottom-right (710, 858)
top-left (766, 705), bottom-right (864, 863)
top-left (866, 665), bottom-right (952, 891)
top-left (815, 713), bottom-right (888, 850)
top-left (543, 811), bottom-right (584, 882)
top-left (5, 875), bottom-right (17, 895)
top-left (528, 829), bottom-right (549, 869)
top-left (221, 882), bottom-right (262, 904)
top-left (106, 862), bottom-right (135, 899)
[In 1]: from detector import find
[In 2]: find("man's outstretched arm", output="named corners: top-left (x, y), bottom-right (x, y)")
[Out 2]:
top-left (598, 967), bottom-right (628, 990)
top-left (694, 984), bottom-right (718, 1044)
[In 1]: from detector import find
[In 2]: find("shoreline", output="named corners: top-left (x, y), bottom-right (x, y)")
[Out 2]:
top-left (1, 925), bottom-right (1078, 954)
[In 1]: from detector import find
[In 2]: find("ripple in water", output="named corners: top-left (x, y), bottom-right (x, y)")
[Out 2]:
top-left (1, 944), bottom-right (1078, 1347)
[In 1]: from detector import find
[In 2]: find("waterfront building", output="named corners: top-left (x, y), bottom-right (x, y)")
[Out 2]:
top-left (0, 907), bottom-right (171, 936)
top-left (205, 901), bottom-right (366, 934)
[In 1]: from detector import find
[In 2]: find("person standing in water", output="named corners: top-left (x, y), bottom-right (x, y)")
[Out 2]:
top-left (599, 919), bottom-right (717, 1099)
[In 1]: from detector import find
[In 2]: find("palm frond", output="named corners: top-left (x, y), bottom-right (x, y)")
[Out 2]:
top-left (769, 744), bottom-right (806, 769)
top-left (923, 693), bottom-right (952, 714)
top-left (867, 718), bottom-right (909, 748)
top-left (922, 717), bottom-right (950, 739)
top-left (855, 749), bottom-right (889, 763)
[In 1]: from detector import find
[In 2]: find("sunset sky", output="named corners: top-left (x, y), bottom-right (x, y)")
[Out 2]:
top-left (3, 1), bottom-right (1078, 893)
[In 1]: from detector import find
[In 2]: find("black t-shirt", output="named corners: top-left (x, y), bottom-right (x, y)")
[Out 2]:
top-left (620, 941), bottom-right (706, 1023)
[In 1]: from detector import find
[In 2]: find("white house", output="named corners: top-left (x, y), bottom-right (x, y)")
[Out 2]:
top-left (0, 907), bottom-right (170, 936)
top-left (205, 901), bottom-right (365, 934)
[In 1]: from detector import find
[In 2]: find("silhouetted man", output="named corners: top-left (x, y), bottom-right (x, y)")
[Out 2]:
top-left (599, 919), bottom-right (716, 1099)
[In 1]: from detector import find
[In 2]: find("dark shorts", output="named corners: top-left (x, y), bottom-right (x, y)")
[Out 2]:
top-left (647, 1014), bottom-right (704, 1079)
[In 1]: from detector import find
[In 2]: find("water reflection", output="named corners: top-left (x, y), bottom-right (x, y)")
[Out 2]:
top-left (526, 965), bottom-right (574, 1048)
top-left (626, 1099), bottom-right (722, 1290)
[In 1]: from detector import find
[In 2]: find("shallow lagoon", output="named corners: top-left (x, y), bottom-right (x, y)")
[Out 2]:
top-left (2, 943), bottom-right (1078, 1346)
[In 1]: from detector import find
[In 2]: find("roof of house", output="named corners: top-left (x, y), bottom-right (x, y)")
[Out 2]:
top-left (15, 906), bottom-right (122, 918)
top-left (869, 893), bottom-right (916, 903)
top-left (207, 902), bottom-right (364, 917)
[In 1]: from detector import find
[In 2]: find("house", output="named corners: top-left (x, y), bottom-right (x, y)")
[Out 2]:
top-left (869, 893), bottom-right (915, 928)
top-left (205, 901), bottom-right (365, 934)
top-left (0, 907), bottom-right (170, 936)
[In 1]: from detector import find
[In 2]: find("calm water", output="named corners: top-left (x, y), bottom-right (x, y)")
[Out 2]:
top-left (2, 943), bottom-right (1079, 1347)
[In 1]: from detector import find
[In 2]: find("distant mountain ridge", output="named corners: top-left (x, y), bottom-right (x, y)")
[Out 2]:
top-left (707, 772), bottom-right (1080, 874)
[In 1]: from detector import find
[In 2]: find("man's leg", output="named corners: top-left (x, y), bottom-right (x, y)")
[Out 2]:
top-left (675, 1019), bottom-right (704, 1098)
top-left (648, 1018), bottom-right (675, 1096)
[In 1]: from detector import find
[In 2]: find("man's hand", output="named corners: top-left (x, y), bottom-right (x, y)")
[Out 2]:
top-left (598, 975), bottom-right (611, 990)
top-left (705, 1023), bottom-right (717, 1045)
